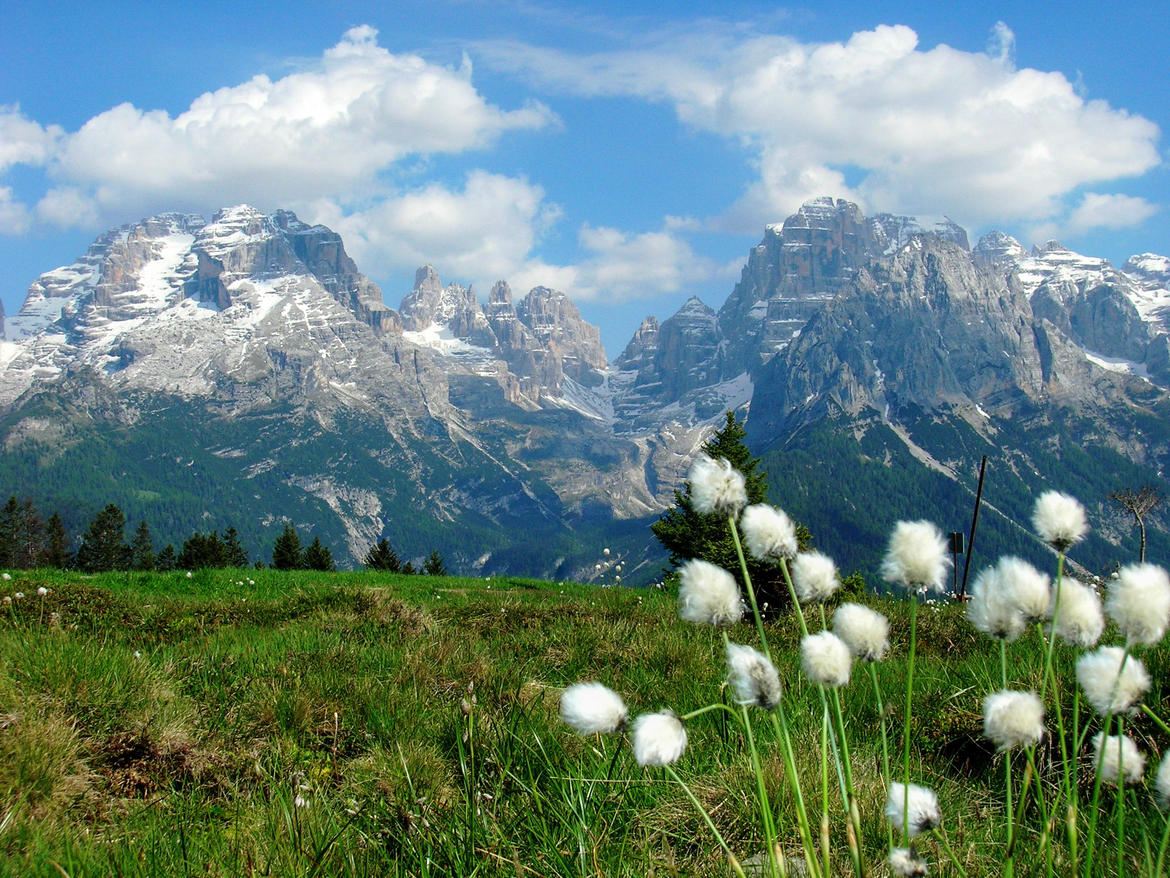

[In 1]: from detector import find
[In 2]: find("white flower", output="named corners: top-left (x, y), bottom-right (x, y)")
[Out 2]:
top-left (791, 551), bottom-right (840, 603)
top-left (688, 454), bottom-right (748, 517)
top-left (833, 603), bottom-right (890, 662)
top-left (967, 563), bottom-right (1026, 641)
top-left (632, 710), bottom-right (687, 766)
top-left (740, 504), bottom-right (798, 562)
top-left (185, 571), bottom-right (193, 578)
top-left (1076, 646), bottom-right (1150, 715)
top-left (997, 557), bottom-right (1051, 622)
top-left (1032, 491), bottom-right (1088, 551)
top-left (1048, 577), bottom-right (1104, 648)
top-left (885, 782), bottom-right (941, 838)
top-left (603, 548), bottom-right (610, 556)
top-left (888, 847), bottom-right (930, 877)
top-left (677, 559), bottom-right (743, 626)
top-left (880, 521), bottom-right (950, 593)
top-left (1155, 754), bottom-right (1170, 810)
top-left (133, 650), bottom-right (142, 660)
top-left (294, 794), bottom-right (310, 808)
top-left (559, 682), bottom-right (628, 735)
top-left (1092, 733), bottom-right (1145, 786)
top-left (800, 630), bottom-right (852, 687)
top-left (0, 573), bottom-right (9, 581)
top-left (725, 642), bottom-right (782, 709)
top-left (36, 586), bottom-right (48, 597)
top-left (982, 690), bottom-right (1045, 751)
top-left (1105, 563), bottom-right (1170, 647)
top-left (13, 592), bottom-right (23, 600)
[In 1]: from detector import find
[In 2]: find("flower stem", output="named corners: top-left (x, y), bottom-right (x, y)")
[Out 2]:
top-left (900, 592), bottom-right (919, 846)
top-left (664, 763), bottom-right (747, 878)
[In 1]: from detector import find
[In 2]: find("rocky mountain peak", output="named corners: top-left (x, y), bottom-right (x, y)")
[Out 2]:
top-left (973, 230), bottom-right (1028, 272)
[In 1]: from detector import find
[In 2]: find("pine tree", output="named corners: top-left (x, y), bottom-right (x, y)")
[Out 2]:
top-left (0, 496), bottom-right (20, 568)
top-left (363, 538), bottom-right (401, 571)
top-left (43, 512), bottom-right (70, 569)
top-left (303, 536), bottom-right (334, 571)
top-left (651, 411), bottom-right (808, 614)
top-left (178, 531), bottom-right (226, 569)
top-left (156, 544), bottom-right (177, 572)
top-left (76, 504), bottom-right (132, 572)
top-left (221, 527), bottom-right (249, 568)
top-left (14, 498), bottom-right (44, 569)
top-left (271, 524), bottom-right (303, 570)
top-left (423, 550), bottom-right (447, 576)
top-left (130, 521), bottom-right (156, 571)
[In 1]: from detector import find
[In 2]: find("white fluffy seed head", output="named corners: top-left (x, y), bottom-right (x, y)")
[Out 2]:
top-left (631, 710), bottom-right (688, 766)
top-left (791, 551), bottom-right (840, 603)
top-left (725, 641), bottom-right (782, 710)
top-left (677, 559), bottom-right (744, 626)
top-left (800, 630), bottom-right (852, 687)
top-left (833, 602), bottom-right (890, 662)
top-left (1075, 646), bottom-right (1151, 716)
top-left (559, 682), bottom-right (628, 735)
top-left (888, 847), bottom-right (930, 877)
top-left (1092, 733), bottom-right (1145, 786)
top-left (688, 454), bottom-right (748, 517)
top-left (1105, 563), bottom-right (1170, 647)
top-left (967, 564), bottom-right (1026, 642)
top-left (885, 783), bottom-right (941, 838)
top-left (997, 556), bottom-right (1051, 622)
top-left (1155, 754), bottom-right (1170, 810)
top-left (1032, 491), bottom-right (1088, 551)
top-left (1048, 577), bottom-right (1104, 648)
top-left (740, 504), bottom-right (798, 562)
top-left (881, 520), bottom-right (950, 593)
top-left (982, 690), bottom-right (1045, 751)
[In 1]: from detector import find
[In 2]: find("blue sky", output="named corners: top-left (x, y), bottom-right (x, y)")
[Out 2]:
top-left (2, 0), bottom-right (1167, 355)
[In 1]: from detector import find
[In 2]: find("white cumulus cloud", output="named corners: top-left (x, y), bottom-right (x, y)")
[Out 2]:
top-left (0, 106), bottom-right (62, 173)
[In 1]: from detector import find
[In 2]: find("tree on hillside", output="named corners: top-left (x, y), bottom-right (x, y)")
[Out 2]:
top-left (130, 521), bottom-right (156, 571)
top-left (221, 527), bottom-right (249, 568)
top-left (304, 536), bottom-right (335, 572)
top-left (43, 512), bottom-right (71, 569)
top-left (156, 544), bottom-right (177, 572)
top-left (652, 411), bottom-right (809, 614)
top-left (1110, 484), bottom-right (1164, 563)
top-left (76, 504), bottom-right (132, 572)
top-left (0, 496), bottom-right (44, 569)
top-left (178, 531), bottom-right (225, 570)
top-left (272, 524), bottom-right (303, 570)
top-left (423, 550), bottom-right (448, 576)
top-left (364, 538), bottom-right (402, 572)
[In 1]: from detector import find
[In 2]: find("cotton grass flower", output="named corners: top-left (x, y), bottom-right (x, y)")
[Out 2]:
top-left (880, 520), bottom-right (950, 593)
top-left (36, 586), bottom-right (48, 597)
top-left (800, 630), bottom-right (852, 687)
top-left (833, 602), bottom-right (890, 661)
top-left (1092, 732), bottom-right (1145, 786)
top-left (885, 782), bottom-right (941, 838)
top-left (1048, 577), bottom-right (1104, 648)
top-left (559, 682), bottom-right (628, 735)
top-left (982, 690), bottom-right (1045, 751)
top-left (687, 454), bottom-right (747, 516)
top-left (1105, 563), bottom-right (1170, 647)
top-left (967, 563), bottom-right (1026, 642)
top-left (997, 556), bottom-right (1051, 622)
top-left (740, 503), bottom-right (798, 561)
top-left (790, 551), bottom-right (840, 603)
top-left (888, 847), bottom-right (930, 877)
top-left (1075, 646), bottom-right (1150, 715)
top-left (1155, 754), bottom-right (1170, 810)
top-left (725, 641), bottom-right (782, 709)
top-left (1032, 490), bottom-right (1088, 551)
top-left (678, 559), bottom-right (743, 626)
top-left (632, 710), bottom-right (687, 766)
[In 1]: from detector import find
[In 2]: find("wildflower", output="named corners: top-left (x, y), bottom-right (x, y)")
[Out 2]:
top-left (133, 650), bottom-right (142, 660)
top-left (603, 547), bottom-right (610, 556)
top-left (880, 521), bottom-right (950, 593)
top-left (688, 454), bottom-right (747, 516)
top-left (49, 611), bottom-right (61, 627)
top-left (725, 642), bottom-right (782, 709)
top-left (833, 602), bottom-right (890, 661)
top-left (36, 586), bottom-right (48, 597)
top-left (185, 571), bottom-right (193, 578)
top-left (559, 682), bottom-right (628, 735)
top-left (800, 630), bottom-right (852, 687)
top-left (1048, 577), bottom-right (1104, 648)
top-left (1105, 563), bottom-right (1170, 647)
top-left (982, 690), bottom-right (1045, 751)
top-left (1076, 646), bottom-right (1150, 715)
top-left (1032, 491), bottom-right (1088, 551)
top-left (790, 551), bottom-right (840, 603)
top-left (888, 847), bottom-right (930, 877)
top-left (997, 556), bottom-right (1050, 622)
top-left (13, 592), bottom-right (23, 600)
top-left (677, 559), bottom-right (743, 626)
top-left (0, 573), bottom-right (9, 581)
top-left (1156, 754), bottom-right (1170, 810)
top-left (885, 782), bottom-right (941, 838)
top-left (1092, 733), bottom-right (1145, 786)
top-left (294, 794), bottom-right (310, 808)
top-left (967, 563), bottom-right (1026, 641)
top-left (1, 596), bottom-right (9, 605)
top-left (740, 504), bottom-right (798, 562)
top-left (632, 710), bottom-right (687, 766)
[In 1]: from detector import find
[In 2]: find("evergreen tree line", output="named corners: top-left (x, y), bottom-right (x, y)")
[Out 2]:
top-left (362, 538), bottom-right (447, 576)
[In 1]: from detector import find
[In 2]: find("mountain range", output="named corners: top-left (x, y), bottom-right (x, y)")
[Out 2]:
top-left (1, 198), bottom-right (1166, 581)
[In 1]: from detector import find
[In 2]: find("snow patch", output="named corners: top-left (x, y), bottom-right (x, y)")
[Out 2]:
top-left (1084, 349), bottom-right (1151, 382)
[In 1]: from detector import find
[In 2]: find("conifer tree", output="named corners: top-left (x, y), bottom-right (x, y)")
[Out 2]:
top-left (43, 512), bottom-right (70, 569)
top-left (303, 536), bottom-right (334, 571)
top-left (221, 527), bottom-right (249, 567)
top-left (156, 544), bottom-right (177, 572)
top-left (423, 550), bottom-right (448, 576)
top-left (76, 504), bottom-right (132, 572)
top-left (363, 538), bottom-right (401, 571)
top-left (130, 521), bottom-right (156, 571)
top-left (271, 524), bottom-right (303, 570)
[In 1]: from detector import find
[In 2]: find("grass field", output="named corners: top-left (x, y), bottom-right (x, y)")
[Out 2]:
top-left (1, 566), bottom-right (1167, 876)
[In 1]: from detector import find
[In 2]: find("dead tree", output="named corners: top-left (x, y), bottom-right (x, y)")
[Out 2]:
top-left (1110, 485), bottom-right (1163, 563)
